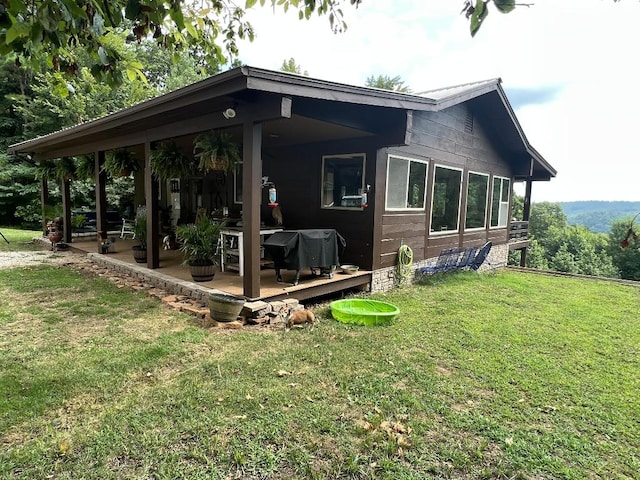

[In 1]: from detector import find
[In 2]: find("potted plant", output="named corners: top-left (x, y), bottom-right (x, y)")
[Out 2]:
top-left (175, 210), bottom-right (226, 282)
top-left (103, 149), bottom-right (139, 177)
top-left (35, 158), bottom-right (76, 181)
top-left (75, 155), bottom-right (95, 180)
top-left (132, 206), bottom-right (147, 263)
top-left (150, 140), bottom-right (194, 180)
top-left (193, 131), bottom-right (241, 173)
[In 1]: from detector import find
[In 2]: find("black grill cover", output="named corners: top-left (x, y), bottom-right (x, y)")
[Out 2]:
top-left (263, 229), bottom-right (345, 271)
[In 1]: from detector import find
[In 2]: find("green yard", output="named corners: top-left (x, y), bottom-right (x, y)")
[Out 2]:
top-left (1, 234), bottom-right (638, 479)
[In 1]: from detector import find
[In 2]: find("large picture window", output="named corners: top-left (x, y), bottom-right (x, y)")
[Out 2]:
top-left (490, 176), bottom-right (511, 228)
top-left (321, 153), bottom-right (366, 209)
top-left (430, 165), bottom-right (462, 233)
top-left (465, 172), bottom-right (489, 229)
top-left (385, 155), bottom-right (428, 210)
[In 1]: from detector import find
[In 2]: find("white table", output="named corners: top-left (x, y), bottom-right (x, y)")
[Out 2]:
top-left (220, 228), bottom-right (283, 276)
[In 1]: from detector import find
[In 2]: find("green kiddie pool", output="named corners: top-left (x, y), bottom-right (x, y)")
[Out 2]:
top-left (330, 299), bottom-right (400, 326)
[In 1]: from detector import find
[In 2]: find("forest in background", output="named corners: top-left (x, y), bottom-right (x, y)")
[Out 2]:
top-left (559, 201), bottom-right (640, 233)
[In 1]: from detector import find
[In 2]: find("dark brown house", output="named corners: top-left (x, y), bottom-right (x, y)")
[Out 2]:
top-left (9, 66), bottom-right (555, 299)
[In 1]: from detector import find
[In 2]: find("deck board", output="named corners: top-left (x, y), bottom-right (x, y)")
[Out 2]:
top-left (66, 235), bottom-right (371, 302)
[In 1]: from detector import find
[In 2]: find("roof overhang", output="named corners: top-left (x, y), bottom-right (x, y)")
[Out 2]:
top-left (8, 66), bottom-right (556, 181)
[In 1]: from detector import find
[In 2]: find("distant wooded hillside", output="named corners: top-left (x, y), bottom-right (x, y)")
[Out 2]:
top-left (558, 201), bottom-right (640, 233)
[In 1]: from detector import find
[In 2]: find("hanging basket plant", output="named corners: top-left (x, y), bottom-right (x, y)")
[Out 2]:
top-left (103, 149), bottom-right (140, 177)
top-left (56, 157), bottom-right (77, 181)
top-left (35, 158), bottom-right (76, 181)
top-left (193, 131), bottom-right (241, 174)
top-left (75, 155), bottom-right (95, 180)
top-left (150, 140), bottom-right (194, 180)
top-left (34, 160), bottom-right (56, 181)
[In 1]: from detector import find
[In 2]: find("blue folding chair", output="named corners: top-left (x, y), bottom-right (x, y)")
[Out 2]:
top-left (418, 247), bottom-right (460, 275)
top-left (469, 242), bottom-right (492, 271)
top-left (456, 246), bottom-right (478, 270)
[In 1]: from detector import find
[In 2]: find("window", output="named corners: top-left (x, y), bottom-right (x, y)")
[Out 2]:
top-left (385, 155), bottom-right (428, 210)
top-left (490, 176), bottom-right (511, 228)
top-left (321, 153), bottom-right (366, 209)
top-left (465, 172), bottom-right (489, 229)
top-left (430, 165), bottom-right (462, 233)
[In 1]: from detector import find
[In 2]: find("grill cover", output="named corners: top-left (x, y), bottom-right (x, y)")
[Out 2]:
top-left (263, 229), bottom-right (345, 271)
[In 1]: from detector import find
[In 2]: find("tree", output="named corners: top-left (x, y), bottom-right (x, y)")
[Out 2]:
top-left (2, 33), bottom-right (208, 227)
top-left (365, 74), bottom-right (411, 93)
top-left (528, 202), bottom-right (567, 240)
top-left (0, 0), bottom-right (361, 87)
top-left (521, 202), bottom-right (619, 278)
top-left (280, 58), bottom-right (308, 76)
top-left (608, 216), bottom-right (640, 281)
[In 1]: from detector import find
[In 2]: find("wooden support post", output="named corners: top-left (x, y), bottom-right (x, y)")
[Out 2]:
top-left (242, 121), bottom-right (262, 298)
top-left (145, 141), bottom-right (160, 269)
top-left (40, 177), bottom-right (48, 236)
top-left (95, 151), bottom-right (107, 252)
top-left (61, 176), bottom-right (72, 243)
top-left (520, 159), bottom-right (534, 267)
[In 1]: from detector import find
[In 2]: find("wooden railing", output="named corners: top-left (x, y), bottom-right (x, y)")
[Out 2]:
top-left (509, 221), bottom-right (529, 242)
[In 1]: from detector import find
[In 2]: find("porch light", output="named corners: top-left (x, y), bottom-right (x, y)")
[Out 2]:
top-left (223, 107), bottom-right (236, 119)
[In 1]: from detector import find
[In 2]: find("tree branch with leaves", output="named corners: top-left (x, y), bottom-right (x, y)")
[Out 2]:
top-left (0, 0), bottom-right (361, 87)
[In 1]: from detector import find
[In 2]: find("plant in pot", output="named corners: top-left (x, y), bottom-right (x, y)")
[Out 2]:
top-left (193, 131), bottom-right (241, 174)
top-left (150, 140), bottom-right (194, 180)
top-left (175, 210), bottom-right (226, 282)
top-left (103, 149), bottom-right (140, 177)
top-left (35, 158), bottom-right (76, 181)
top-left (75, 155), bottom-right (95, 180)
top-left (132, 206), bottom-right (147, 263)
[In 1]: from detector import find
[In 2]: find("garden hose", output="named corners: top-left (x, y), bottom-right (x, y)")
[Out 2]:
top-left (396, 243), bottom-right (413, 286)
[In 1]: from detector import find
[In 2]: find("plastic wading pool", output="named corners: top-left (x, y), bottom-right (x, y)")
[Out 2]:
top-left (330, 299), bottom-right (400, 326)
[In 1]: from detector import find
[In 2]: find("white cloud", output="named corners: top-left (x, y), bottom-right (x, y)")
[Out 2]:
top-left (237, 0), bottom-right (640, 201)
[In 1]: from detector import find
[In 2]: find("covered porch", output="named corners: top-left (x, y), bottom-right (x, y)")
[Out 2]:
top-left (10, 67), bottom-right (415, 300)
top-left (64, 234), bottom-right (371, 302)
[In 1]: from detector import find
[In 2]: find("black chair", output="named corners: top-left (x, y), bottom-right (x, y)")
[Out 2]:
top-left (469, 241), bottom-right (492, 271)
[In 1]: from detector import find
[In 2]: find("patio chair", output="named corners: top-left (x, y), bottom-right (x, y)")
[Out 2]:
top-left (469, 241), bottom-right (492, 271)
top-left (456, 246), bottom-right (478, 270)
top-left (120, 218), bottom-right (135, 239)
top-left (418, 247), bottom-right (460, 275)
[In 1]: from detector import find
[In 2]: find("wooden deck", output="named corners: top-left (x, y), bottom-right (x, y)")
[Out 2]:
top-left (66, 235), bottom-right (372, 302)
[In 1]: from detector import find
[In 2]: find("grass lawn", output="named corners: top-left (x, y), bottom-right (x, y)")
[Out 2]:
top-left (0, 227), bottom-right (42, 251)
top-left (0, 247), bottom-right (638, 478)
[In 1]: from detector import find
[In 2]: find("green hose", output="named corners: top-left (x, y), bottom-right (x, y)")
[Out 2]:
top-left (396, 243), bottom-right (413, 286)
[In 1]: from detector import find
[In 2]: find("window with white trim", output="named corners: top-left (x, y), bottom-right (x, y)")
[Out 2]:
top-left (430, 165), bottom-right (462, 233)
top-left (465, 172), bottom-right (489, 229)
top-left (490, 176), bottom-right (511, 228)
top-left (385, 155), bottom-right (428, 210)
top-left (321, 153), bottom-right (366, 209)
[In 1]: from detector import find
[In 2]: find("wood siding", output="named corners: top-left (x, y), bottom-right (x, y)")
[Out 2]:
top-left (262, 137), bottom-right (379, 270)
top-left (373, 103), bottom-right (515, 269)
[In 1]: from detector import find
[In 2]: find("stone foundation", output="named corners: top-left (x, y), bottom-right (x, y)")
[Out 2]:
top-left (370, 243), bottom-right (508, 293)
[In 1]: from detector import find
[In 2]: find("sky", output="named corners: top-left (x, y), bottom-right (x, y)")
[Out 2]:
top-left (235, 0), bottom-right (640, 203)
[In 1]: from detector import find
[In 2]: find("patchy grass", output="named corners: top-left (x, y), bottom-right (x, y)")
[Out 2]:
top-left (0, 226), bottom-right (42, 252)
top-left (0, 263), bottom-right (638, 479)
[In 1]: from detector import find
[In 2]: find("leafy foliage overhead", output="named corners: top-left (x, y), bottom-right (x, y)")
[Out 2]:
top-left (0, 0), bottom-right (361, 86)
top-left (462, 0), bottom-right (517, 37)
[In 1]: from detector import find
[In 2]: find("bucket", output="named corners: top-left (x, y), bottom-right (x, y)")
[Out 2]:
top-left (209, 293), bottom-right (245, 322)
